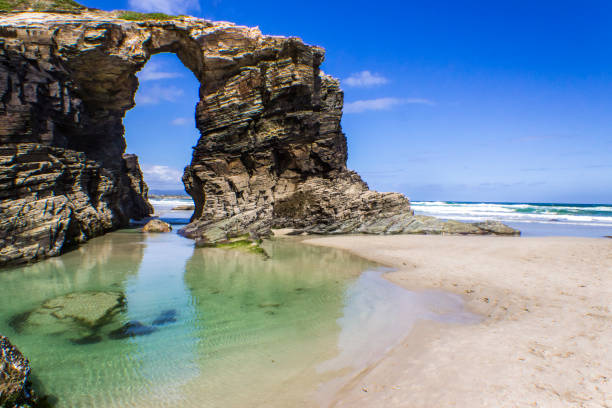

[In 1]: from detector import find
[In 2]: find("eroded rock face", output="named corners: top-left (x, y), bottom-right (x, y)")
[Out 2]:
top-left (0, 335), bottom-right (34, 407)
top-left (0, 10), bottom-right (518, 266)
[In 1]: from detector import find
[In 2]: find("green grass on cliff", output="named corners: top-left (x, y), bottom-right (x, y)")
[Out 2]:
top-left (0, 0), bottom-right (85, 11)
top-left (117, 11), bottom-right (178, 21)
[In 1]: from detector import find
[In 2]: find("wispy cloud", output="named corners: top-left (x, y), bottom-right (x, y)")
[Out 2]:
top-left (128, 0), bottom-right (200, 14)
top-left (344, 71), bottom-right (388, 87)
top-left (344, 97), bottom-right (434, 114)
top-left (136, 85), bottom-right (184, 105)
top-left (510, 134), bottom-right (575, 143)
top-left (520, 167), bottom-right (550, 172)
top-left (171, 117), bottom-right (190, 126)
top-left (138, 62), bottom-right (182, 81)
top-left (584, 164), bottom-right (612, 169)
top-left (142, 165), bottom-right (183, 188)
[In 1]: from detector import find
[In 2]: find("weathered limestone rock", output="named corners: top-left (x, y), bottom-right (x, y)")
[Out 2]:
top-left (0, 8), bottom-right (519, 266)
top-left (122, 154), bottom-right (154, 219)
top-left (142, 219), bottom-right (171, 233)
top-left (0, 335), bottom-right (35, 407)
top-left (296, 215), bottom-right (520, 236)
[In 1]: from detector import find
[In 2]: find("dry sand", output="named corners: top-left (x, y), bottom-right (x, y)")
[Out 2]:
top-left (305, 235), bottom-right (612, 408)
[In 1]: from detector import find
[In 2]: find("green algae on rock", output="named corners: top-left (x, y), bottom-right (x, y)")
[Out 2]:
top-left (195, 234), bottom-right (268, 256)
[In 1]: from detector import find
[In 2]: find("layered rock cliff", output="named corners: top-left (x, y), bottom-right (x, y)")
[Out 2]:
top-left (0, 9), bottom-right (518, 266)
top-left (0, 335), bottom-right (37, 407)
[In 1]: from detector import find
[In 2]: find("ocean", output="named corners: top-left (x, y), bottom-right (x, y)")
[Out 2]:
top-left (411, 201), bottom-right (612, 238)
top-left (149, 195), bottom-right (612, 238)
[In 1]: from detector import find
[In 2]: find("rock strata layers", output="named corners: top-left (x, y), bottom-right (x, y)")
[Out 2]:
top-left (0, 10), bottom-right (519, 266)
top-left (0, 335), bottom-right (36, 407)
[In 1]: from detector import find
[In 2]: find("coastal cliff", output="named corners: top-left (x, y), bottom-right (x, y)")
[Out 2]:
top-left (0, 7), bottom-right (518, 266)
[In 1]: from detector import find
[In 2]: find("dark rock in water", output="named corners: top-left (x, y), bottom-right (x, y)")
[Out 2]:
top-left (109, 322), bottom-right (157, 340)
top-left (14, 291), bottom-right (125, 335)
top-left (70, 334), bottom-right (103, 346)
top-left (7, 311), bottom-right (32, 334)
top-left (0, 335), bottom-right (38, 407)
top-left (258, 303), bottom-right (281, 309)
top-left (152, 310), bottom-right (177, 326)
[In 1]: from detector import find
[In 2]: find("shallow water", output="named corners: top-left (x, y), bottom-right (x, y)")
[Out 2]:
top-left (0, 227), bottom-right (478, 407)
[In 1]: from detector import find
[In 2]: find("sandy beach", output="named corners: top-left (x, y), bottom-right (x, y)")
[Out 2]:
top-left (305, 235), bottom-right (612, 407)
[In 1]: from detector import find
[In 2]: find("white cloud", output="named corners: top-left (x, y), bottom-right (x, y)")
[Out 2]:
top-left (142, 165), bottom-right (184, 188)
top-left (128, 0), bottom-right (201, 14)
top-left (138, 62), bottom-right (182, 81)
top-left (344, 71), bottom-right (389, 87)
top-left (171, 117), bottom-right (190, 126)
top-left (136, 85), bottom-right (184, 105)
top-left (344, 97), bottom-right (434, 114)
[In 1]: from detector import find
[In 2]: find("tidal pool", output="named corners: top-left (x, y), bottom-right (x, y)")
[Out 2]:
top-left (0, 227), bottom-right (478, 407)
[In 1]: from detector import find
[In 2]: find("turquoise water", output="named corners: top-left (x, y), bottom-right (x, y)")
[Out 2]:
top-left (0, 227), bottom-right (477, 407)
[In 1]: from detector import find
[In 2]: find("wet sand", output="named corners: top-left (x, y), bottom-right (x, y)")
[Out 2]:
top-left (305, 235), bottom-right (612, 407)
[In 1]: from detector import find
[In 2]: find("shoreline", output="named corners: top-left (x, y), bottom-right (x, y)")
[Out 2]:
top-left (304, 234), bottom-right (612, 407)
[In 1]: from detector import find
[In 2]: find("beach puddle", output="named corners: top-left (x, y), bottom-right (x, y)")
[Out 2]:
top-left (0, 228), bottom-right (479, 407)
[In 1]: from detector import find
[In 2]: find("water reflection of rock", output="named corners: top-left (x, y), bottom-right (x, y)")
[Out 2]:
top-left (0, 232), bottom-right (145, 307)
top-left (2, 231), bottom-right (149, 340)
top-left (119, 232), bottom-right (200, 405)
top-left (178, 240), bottom-right (376, 407)
top-left (185, 240), bottom-right (374, 299)
top-left (0, 232), bottom-right (149, 406)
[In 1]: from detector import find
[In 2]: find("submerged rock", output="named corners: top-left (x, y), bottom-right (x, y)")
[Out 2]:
top-left (152, 310), bottom-right (177, 326)
top-left (11, 291), bottom-right (125, 334)
top-left (142, 220), bottom-right (172, 233)
top-left (108, 322), bottom-right (157, 340)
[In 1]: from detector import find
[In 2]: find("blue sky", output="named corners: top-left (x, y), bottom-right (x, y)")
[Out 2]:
top-left (88, 0), bottom-right (612, 203)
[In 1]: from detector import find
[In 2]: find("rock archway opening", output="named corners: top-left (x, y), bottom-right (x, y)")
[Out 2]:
top-left (124, 52), bottom-right (201, 220)
top-left (0, 15), bottom-right (438, 267)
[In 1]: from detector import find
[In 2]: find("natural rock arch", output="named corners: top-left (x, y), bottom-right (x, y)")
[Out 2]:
top-left (0, 11), bottom-right (517, 266)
